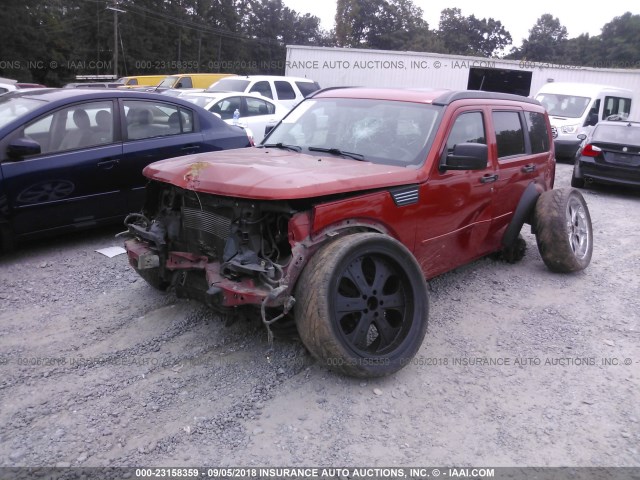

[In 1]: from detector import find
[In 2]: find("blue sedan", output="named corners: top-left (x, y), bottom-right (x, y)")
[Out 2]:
top-left (0, 88), bottom-right (252, 249)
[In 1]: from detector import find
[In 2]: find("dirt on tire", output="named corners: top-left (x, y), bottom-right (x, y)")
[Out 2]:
top-left (294, 233), bottom-right (428, 378)
top-left (534, 187), bottom-right (593, 272)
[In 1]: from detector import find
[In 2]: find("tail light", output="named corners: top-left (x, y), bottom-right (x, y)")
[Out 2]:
top-left (581, 144), bottom-right (601, 157)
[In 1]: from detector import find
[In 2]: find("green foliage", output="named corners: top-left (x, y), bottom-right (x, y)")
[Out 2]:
top-left (437, 8), bottom-right (512, 57)
top-left (1, 1), bottom-right (639, 87)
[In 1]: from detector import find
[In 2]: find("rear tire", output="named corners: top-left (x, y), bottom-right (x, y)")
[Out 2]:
top-left (294, 233), bottom-right (428, 378)
top-left (534, 188), bottom-right (593, 273)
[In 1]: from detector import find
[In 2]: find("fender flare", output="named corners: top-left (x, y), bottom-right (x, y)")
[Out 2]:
top-left (501, 182), bottom-right (541, 247)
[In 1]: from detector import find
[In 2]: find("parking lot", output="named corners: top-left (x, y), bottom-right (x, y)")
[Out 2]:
top-left (0, 162), bottom-right (638, 467)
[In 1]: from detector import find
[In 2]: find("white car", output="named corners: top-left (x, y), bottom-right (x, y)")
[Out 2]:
top-left (180, 91), bottom-right (289, 143)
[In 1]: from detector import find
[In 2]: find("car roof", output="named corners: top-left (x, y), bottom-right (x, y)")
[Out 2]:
top-left (0, 88), bottom-right (213, 117)
top-left (536, 82), bottom-right (633, 96)
top-left (223, 75), bottom-right (317, 83)
top-left (182, 91), bottom-right (274, 100)
top-left (7, 87), bottom-right (198, 103)
top-left (311, 87), bottom-right (542, 106)
top-left (595, 120), bottom-right (640, 128)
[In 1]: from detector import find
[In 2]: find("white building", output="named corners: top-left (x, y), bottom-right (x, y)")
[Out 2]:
top-left (285, 45), bottom-right (640, 101)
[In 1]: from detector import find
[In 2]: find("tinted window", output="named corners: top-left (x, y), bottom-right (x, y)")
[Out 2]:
top-left (249, 81), bottom-right (272, 99)
top-left (296, 81), bottom-right (321, 97)
top-left (446, 112), bottom-right (486, 152)
top-left (274, 81), bottom-right (296, 100)
top-left (245, 97), bottom-right (275, 116)
top-left (525, 111), bottom-right (550, 154)
top-left (24, 101), bottom-right (114, 153)
top-left (493, 111), bottom-right (525, 158)
top-left (124, 100), bottom-right (190, 139)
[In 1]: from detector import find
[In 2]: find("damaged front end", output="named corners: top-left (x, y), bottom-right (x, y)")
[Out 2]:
top-left (123, 181), bottom-right (312, 334)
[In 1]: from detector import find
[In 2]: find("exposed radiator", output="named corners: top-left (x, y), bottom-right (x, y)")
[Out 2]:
top-left (181, 207), bottom-right (232, 240)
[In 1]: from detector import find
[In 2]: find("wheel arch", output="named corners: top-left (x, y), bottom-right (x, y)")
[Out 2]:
top-left (501, 181), bottom-right (544, 247)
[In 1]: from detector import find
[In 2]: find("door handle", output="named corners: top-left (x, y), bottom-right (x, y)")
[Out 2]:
top-left (97, 159), bottom-right (120, 169)
top-left (480, 174), bottom-right (498, 184)
top-left (181, 144), bottom-right (200, 152)
top-left (521, 164), bottom-right (536, 173)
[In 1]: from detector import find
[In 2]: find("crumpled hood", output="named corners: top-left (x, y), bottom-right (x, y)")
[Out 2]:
top-left (143, 147), bottom-right (420, 200)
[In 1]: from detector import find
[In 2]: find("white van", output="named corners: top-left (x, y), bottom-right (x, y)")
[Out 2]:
top-left (535, 82), bottom-right (634, 158)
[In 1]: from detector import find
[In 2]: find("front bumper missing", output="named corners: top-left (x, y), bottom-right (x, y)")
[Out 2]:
top-left (125, 239), bottom-right (276, 307)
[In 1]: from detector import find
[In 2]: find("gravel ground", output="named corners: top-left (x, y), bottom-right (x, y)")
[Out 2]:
top-left (0, 163), bottom-right (639, 468)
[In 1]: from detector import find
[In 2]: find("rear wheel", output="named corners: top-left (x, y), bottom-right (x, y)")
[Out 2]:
top-left (534, 188), bottom-right (593, 273)
top-left (294, 233), bottom-right (428, 378)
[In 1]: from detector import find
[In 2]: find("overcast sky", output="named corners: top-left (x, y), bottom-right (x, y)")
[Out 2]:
top-left (282, 0), bottom-right (637, 49)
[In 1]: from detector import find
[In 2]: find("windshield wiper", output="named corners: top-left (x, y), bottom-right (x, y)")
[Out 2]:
top-left (261, 143), bottom-right (301, 152)
top-left (308, 147), bottom-right (365, 161)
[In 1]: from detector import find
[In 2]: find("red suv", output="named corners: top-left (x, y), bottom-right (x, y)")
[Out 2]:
top-left (123, 88), bottom-right (593, 377)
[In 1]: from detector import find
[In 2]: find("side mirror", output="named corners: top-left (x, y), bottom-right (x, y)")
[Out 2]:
top-left (7, 137), bottom-right (41, 159)
top-left (441, 143), bottom-right (488, 171)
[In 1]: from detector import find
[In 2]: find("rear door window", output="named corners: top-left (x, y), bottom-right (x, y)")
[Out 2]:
top-left (123, 100), bottom-right (193, 139)
top-left (274, 81), bottom-right (296, 100)
top-left (493, 111), bottom-right (525, 158)
top-left (249, 81), bottom-right (272, 99)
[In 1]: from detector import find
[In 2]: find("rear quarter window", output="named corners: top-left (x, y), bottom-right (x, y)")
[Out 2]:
top-left (525, 111), bottom-right (550, 153)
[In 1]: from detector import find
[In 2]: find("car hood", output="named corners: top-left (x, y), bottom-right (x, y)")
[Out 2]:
top-left (143, 147), bottom-right (420, 200)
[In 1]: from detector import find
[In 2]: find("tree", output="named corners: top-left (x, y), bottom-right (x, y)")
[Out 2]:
top-left (437, 8), bottom-right (511, 57)
top-left (334, 0), bottom-right (428, 50)
top-left (515, 14), bottom-right (568, 61)
top-left (598, 12), bottom-right (640, 65)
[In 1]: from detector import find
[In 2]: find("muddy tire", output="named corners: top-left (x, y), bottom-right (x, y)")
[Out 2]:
top-left (294, 233), bottom-right (428, 378)
top-left (571, 161), bottom-right (585, 188)
top-left (534, 188), bottom-right (593, 273)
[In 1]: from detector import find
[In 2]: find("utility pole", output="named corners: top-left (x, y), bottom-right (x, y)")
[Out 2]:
top-left (113, 2), bottom-right (118, 77)
top-left (106, 0), bottom-right (126, 79)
